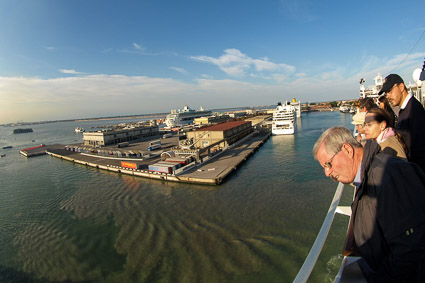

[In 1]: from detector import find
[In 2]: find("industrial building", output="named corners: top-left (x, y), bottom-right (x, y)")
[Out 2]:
top-left (185, 121), bottom-right (252, 149)
top-left (193, 114), bottom-right (231, 125)
top-left (83, 126), bottom-right (159, 147)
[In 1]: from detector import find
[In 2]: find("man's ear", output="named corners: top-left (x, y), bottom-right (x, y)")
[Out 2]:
top-left (341, 143), bottom-right (354, 158)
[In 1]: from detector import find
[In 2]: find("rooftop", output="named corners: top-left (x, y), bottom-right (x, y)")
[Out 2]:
top-left (195, 121), bottom-right (250, 132)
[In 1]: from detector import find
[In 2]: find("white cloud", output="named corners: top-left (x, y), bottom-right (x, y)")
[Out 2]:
top-left (190, 49), bottom-right (296, 80)
top-left (59, 69), bottom-right (85, 75)
top-left (133, 42), bottom-right (144, 51)
top-left (170, 67), bottom-right (188, 74)
top-left (1, 52), bottom-right (424, 124)
top-left (45, 46), bottom-right (56, 51)
top-left (201, 74), bottom-right (214, 79)
top-left (0, 73), bottom-right (353, 123)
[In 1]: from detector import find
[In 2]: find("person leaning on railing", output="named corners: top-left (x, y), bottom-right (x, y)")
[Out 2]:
top-left (363, 108), bottom-right (407, 160)
top-left (313, 126), bottom-right (425, 282)
top-left (351, 111), bottom-right (366, 145)
top-left (379, 74), bottom-right (425, 173)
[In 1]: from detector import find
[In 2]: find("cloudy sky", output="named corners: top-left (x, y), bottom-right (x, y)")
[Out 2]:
top-left (1, 0), bottom-right (424, 124)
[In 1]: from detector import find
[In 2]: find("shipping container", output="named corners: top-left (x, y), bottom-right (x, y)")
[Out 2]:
top-left (165, 158), bottom-right (188, 165)
top-left (148, 164), bottom-right (172, 174)
top-left (121, 161), bottom-right (143, 169)
top-left (157, 161), bottom-right (181, 170)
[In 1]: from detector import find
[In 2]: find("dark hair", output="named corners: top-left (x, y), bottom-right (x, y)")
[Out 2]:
top-left (377, 95), bottom-right (397, 127)
top-left (367, 108), bottom-right (390, 126)
top-left (378, 96), bottom-right (391, 111)
top-left (367, 108), bottom-right (408, 155)
top-left (358, 98), bottom-right (377, 111)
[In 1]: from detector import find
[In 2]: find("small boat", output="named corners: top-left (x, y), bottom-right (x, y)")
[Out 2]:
top-left (339, 105), bottom-right (349, 113)
top-left (1, 154), bottom-right (6, 158)
top-left (74, 127), bottom-right (85, 133)
top-left (2, 145), bottom-right (13, 149)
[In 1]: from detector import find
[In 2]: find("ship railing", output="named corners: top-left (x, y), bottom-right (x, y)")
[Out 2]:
top-left (293, 181), bottom-right (346, 283)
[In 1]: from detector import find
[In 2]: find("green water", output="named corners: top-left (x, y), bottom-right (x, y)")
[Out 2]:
top-left (0, 112), bottom-right (356, 282)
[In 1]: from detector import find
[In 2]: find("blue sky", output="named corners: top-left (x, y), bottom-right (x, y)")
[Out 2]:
top-left (1, 0), bottom-right (424, 123)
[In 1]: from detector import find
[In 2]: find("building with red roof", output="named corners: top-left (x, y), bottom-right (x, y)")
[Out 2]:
top-left (186, 120), bottom-right (252, 149)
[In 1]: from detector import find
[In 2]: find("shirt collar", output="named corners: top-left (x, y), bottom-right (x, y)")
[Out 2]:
top-left (400, 93), bottom-right (412, 110)
top-left (352, 162), bottom-right (362, 188)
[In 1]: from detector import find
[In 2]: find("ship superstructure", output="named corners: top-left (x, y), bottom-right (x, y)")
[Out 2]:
top-left (272, 101), bottom-right (296, 135)
top-left (165, 105), bottom-right (212, 128)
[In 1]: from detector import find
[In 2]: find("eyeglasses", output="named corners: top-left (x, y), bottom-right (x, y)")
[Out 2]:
top-left (364, 121), bottom-right (378, 128)
top-left (323, 149), bottom-right (341, 171)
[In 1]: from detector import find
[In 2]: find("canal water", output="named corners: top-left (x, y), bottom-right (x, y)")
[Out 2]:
top-left (0, 112), bottom-right (356, 282)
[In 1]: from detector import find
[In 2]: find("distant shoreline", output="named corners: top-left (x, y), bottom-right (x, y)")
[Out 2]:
top-left (1, 101), bottom-right (358, 127)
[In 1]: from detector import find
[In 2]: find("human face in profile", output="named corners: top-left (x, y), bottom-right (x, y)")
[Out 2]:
top-left (386, 83), bottom-right (404, 107)
top-left (363, 117), bottom-right (386, 140)
top-left (316, 143), bottom-right (357, 184)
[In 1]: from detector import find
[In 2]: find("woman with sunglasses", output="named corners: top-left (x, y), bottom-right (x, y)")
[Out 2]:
top-left (363, 107), bottom-right (407, 159)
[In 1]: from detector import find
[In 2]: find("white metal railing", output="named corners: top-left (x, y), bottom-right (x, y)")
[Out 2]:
top-left (294, 126), bottom-right (360, 282)
top-left (293, 182), bottom-right (346, 283)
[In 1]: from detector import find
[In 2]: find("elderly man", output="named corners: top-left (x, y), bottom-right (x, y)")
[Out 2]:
top-left (379, 74), bottom-right (425, 172)
top-left (313, 126), bottom-right (425, 282)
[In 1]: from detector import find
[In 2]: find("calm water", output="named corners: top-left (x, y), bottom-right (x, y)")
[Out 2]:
top-left (0, 112), bottom-right (356, 282)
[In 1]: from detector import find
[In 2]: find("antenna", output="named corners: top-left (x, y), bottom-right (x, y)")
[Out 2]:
top-left (388, 30), bottom-right (425, 74)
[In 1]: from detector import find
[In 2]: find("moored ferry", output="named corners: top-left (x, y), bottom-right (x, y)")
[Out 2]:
top-left (272, 101), bottom-right (295, 135)
top-left (164, 105), bottom-right (212, 128)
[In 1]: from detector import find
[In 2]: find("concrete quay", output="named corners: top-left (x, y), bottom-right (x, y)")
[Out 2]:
top-left (41, 131), bottom-right (271, 185)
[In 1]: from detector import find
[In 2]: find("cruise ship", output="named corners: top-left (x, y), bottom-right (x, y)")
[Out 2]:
top-left (272, 101), bottom-right (295, 135)
top-left (164, 105), bottom-right (212, 128)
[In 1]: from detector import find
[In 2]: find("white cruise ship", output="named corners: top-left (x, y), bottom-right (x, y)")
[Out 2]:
top-left (164, 105), bottom-right (212, 128)
top-left (272, 101), bottom-right (296, 135)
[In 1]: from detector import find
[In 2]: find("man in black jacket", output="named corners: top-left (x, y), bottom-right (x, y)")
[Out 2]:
top-left (379, 74), bottom-right (425, 172)
top-left (313, 126), bottom-right (425, 282)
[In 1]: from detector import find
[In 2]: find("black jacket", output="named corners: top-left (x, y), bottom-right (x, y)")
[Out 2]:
top-left (396, 97), bottom-right (425, 172)
top-left (352, 140), bottom-right (425, 282)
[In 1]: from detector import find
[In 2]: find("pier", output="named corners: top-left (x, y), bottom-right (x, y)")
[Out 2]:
top-left (25, 130), bottom-right (270, 185)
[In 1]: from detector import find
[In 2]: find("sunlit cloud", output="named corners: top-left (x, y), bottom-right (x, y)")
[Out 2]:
top-left (1, 52), bottom-right (424, 124)
top-left (59, 69), bottom-right (85, 75)
top-left (190, 48), bottom-right (296, 80)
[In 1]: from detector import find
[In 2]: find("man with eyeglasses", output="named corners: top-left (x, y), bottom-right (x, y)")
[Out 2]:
top-left (313, 126), bottom-right (425, 282)
top-left (379, 74), bottom-right (425, 173)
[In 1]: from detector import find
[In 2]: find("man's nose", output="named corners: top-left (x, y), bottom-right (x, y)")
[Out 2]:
top-left (324, 167), bottom-right (332, 177)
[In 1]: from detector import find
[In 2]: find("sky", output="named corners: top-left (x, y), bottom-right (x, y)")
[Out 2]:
top-left (1, 0), bottom-right (425, 124)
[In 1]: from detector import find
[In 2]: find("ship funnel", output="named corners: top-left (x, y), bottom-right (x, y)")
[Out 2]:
top-left (292, 98), bottom-right (296, 102)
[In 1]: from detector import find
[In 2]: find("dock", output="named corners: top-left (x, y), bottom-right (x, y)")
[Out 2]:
top-left (24, 131), bottom-right (270, 185)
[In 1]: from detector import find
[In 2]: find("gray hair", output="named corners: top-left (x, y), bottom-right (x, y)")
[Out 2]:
top-left (312, 126), bottom-right (361, 159)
